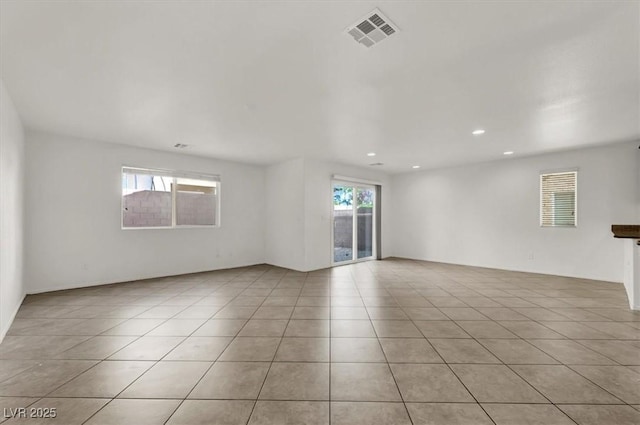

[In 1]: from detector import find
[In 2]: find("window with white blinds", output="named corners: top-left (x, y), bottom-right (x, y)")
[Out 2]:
top-left (540, 171), bottom-right (577, 227)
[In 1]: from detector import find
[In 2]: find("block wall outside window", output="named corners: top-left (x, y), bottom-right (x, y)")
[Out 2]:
top-left (121, 167), bottom-right (220, 229)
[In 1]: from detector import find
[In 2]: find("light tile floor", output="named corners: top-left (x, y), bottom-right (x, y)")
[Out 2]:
top-left (1, 259), bottom-right (639, 424)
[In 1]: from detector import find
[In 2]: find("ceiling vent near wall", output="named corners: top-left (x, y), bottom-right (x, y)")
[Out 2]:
top-left (346, 8), bottom-right (399, 48)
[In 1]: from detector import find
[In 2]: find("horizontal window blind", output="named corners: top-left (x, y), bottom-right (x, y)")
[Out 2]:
top-left (122, 166), bottom-right (220, 182)
top-left (540, 171), bottom-right (577, 227)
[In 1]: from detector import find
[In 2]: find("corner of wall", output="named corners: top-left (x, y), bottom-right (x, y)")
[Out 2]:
top-left (264, 157), bottom-right (307, 271)
top-left (0, 293), bottom-right (26, 343)
top-left (0, 79), bottom-right (27, 343)
top-left (636, 143), bottom-right (640, 222)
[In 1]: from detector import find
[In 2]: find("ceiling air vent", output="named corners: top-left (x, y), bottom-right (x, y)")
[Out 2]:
top-left (346, 8), bottom-right (399, 48)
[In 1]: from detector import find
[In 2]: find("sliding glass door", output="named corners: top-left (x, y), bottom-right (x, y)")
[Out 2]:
top-left (333, 183), bottom-right (376, 264)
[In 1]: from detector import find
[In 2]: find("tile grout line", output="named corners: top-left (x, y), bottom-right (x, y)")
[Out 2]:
top-left (372, 261), bottom-right (503, 424)
top-left (328, 272), bottom-right (332, 425)
top-left (240, 269), bottom-right (297, 425)
top-left (370, 269), bottom-right (555, 424)
top-left (159, 267), bottom-right (275, 425)
top-left (354, 266), bottom-right (416, 425)
top-left (415, 269), bottom-right (629, 422)
top-left (186, 268), bottom-right (279, 424)
top-left (75, 268), bottom-right (259, 425)
top-left (1, 261), bottom-right (638, 424)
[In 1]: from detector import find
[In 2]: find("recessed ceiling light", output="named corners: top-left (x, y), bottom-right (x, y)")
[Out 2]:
top-left (472, 129), bottom-right (485, 135)
top-left (367, 152), bottom-right (376, 157)
top-left (503, 151), bottom-right (514, 155)
top-left (412, 165), bottom-right (421, 169)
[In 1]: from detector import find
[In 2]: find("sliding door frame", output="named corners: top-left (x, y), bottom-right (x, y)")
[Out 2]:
top-left (331, 180), bottom-right (377, 266)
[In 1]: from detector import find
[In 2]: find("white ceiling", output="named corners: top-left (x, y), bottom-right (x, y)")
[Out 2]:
top-left (1, 0), bottom-right (638, 173)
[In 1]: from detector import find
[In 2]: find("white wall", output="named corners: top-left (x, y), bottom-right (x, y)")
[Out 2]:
top-left (390, 142), bottom-right (639, 282)
top-left (21, 128), bottom-right (637, 296)
top-left (25, 131), bottom-right (265, 293)
top-left (637, 144), bottom-right (640, 221)
top-left (265, 158), bottom-right (306, 270)
top-left (0, 81), bottom-right (26, 341)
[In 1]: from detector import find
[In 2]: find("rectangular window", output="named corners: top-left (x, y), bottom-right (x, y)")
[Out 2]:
top-left (540, 170), bottom-right (577, 227)
top-left (122, 167), bottom-right (220, 229)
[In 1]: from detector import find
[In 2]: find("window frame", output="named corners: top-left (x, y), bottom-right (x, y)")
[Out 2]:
top-left (539, 169), bottom-right (578, 228)
top-left (121, 166), bottom-right (221, 230)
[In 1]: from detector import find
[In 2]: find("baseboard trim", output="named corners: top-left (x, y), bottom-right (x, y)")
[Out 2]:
top-left (27, 262), bottom-right (268, 295)
top-left (388, 255), bottom-right (621, 284)
top-left (0, 292), bottom-right (26, 344)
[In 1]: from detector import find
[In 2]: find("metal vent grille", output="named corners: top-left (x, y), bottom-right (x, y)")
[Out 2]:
top-left (360, 37), bottom-right (375, 48)
top-left (356, 20), bottom-right (375, 34)
top-left (348, 28), bottom-right (364, 40)
top-left (380, 24), bottom-right (395, 36)
top-left (369, 14), bottom-right (385, 27)
top-left (368, 29), bottom-right (386, 43)
top-left (346, 8), bottom-right (399, 49)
